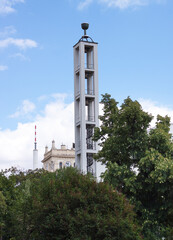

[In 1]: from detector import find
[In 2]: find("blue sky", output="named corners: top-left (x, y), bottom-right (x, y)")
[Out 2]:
top-left (0, 0), bottom-right (173, 170)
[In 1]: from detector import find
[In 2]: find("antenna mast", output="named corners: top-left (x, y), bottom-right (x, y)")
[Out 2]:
top-left (33, 125), bottom-right (38, 169)
top-left (34, 125), bottom-right (37, 150)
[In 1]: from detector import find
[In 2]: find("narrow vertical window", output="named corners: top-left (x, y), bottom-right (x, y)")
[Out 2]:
top-left (59, 162), bottom-right (62, 169)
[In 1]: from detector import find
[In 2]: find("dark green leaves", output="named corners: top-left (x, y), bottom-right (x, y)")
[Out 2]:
top-left (94, 94), bottom-right (173, 239)
top-left (0, 167), bottom-right (142, 240)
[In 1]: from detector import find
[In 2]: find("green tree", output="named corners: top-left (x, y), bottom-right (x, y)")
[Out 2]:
top-left (0, 167), bottom-right (46, 240)
top-left (137, 149), bottom-right (173, 239)
top-left (0, 191), bottom-right (6, 240)
top-left (0, 167), bottom-right (142, 240)
top-left (94, 94), bottom-right (173, 239)
top-left (94, 94), bottom-right (153, 167)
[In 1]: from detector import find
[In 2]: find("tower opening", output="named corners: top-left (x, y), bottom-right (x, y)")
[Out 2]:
top-left (85, 45), bottom-right (94, 69)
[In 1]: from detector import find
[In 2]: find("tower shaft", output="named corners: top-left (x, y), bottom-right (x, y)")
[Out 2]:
top-left (74, 30), bottom-right (99, 177)
top-left (33, 149), bottom-right (38, 169)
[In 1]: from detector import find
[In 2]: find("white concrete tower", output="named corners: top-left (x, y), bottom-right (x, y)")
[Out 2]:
top-left (74, 23), bottom-right (99, 177)
top-left (33, 125), bottom-right (38, 169)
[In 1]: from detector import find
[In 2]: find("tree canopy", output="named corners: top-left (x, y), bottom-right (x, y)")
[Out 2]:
top-left (0, 167), bottom-right (142, 240)
top-left (93, 94), bottom-right (173, 239)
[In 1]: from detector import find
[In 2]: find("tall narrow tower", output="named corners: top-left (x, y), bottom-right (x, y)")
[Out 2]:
top-left (33, 125), bottom-right (38, 169)
top-left (74, 23), bottom-right (99, 177)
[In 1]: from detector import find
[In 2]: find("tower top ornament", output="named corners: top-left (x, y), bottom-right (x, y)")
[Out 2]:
top-left (78, 22), bottom-right (94, 43)
top-left (81, 23), bottom-right (89, 37)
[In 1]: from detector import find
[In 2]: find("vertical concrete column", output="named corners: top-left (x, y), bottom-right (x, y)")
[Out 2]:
top-left (74, 27), bottom-right (99, 177)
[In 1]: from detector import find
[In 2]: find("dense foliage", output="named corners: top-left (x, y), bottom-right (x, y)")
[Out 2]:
top-left (0, 167), bottom-right (142, 240)
top-left (93, 94), bottom-right (173, 239)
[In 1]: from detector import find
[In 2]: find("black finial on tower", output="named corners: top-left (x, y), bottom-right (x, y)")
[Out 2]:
top-left (76, 23), bottom-right (94, 43)
top-left (81, 23), bottom-right (89, 38)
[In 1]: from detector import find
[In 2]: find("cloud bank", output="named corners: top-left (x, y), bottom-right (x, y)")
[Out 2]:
top-left (0, 94), bottom-right (74, 170)
top-left (0, 94), bottom-right (172, 171)
top-left (139, 98), bottom-right (173, 127)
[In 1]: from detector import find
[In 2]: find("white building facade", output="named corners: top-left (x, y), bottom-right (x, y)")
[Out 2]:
top-left (74, 23), bottom-right (99, 177)
top-left (42, 141), bottom-right (75, 172)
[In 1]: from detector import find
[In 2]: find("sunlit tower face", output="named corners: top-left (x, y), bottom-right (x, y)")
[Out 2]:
top-left (73, 23), bottom-right (99, 177)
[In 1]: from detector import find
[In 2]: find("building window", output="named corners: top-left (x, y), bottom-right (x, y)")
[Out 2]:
top-left (65, 161), bottom-right (71, 167)
top-left (59, 162), bottom-right (62, 169)
top-left (50, 161), bottom-right (54, 172)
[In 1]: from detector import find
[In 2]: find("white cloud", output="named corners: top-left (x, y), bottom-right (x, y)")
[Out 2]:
top-left (78, 0), bottom-right (93, 10)
top-left (0, 95), bottom-right (74, 170)
top-left (10, 100), bottom-right (36, 118)
top-left (0, 26), bottom-right (16, 38)
top-left (1, 94), bottom-right (173, 171)
top-left (9, 52), bottom-right (30, 61)
top-left (0, 0), bottom-right (24, 15)
top-left (99, 0), bottom-right (147, 9)
top-left (0, 65), bottom-right (8, 71)
top-left (77, 0), bottom-right (165, 9)
top-left (0, 38), bottom-right (38, 50)
top-left (139, 98), bottom-right (173, 127)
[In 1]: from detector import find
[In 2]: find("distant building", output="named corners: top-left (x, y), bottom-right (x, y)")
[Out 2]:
top-left (42, 140), bottom-right (75, 172)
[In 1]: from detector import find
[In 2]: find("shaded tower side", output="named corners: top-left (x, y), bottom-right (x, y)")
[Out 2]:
top-left (73, 24), bottom-right (99, 177)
